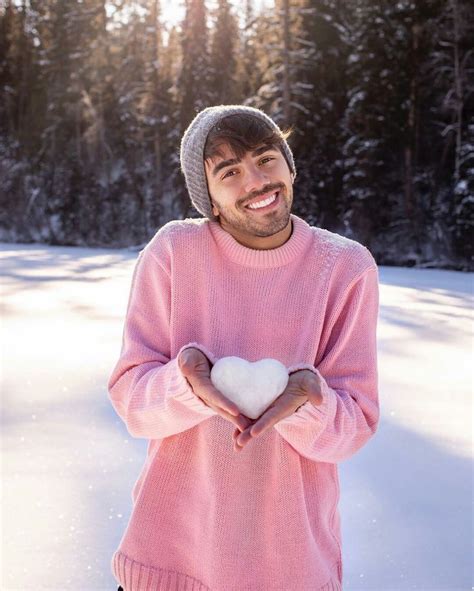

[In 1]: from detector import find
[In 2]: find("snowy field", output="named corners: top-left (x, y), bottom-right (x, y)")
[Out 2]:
top-left (1, 241), bottom-right (472, 591)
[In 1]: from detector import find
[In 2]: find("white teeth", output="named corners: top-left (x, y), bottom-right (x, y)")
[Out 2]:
top-left (247, 193), bottom-right (277, 210)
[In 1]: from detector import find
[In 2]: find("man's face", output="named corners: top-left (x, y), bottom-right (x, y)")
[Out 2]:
top-left (204, 142), bottom-right (294, 248)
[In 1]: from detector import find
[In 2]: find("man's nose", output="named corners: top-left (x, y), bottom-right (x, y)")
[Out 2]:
top-left (243, 164), bottom-right (270, 194)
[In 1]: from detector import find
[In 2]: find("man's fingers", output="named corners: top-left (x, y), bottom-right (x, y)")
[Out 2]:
top-left (179, 353), bottom-right (246, 420)
top-left (212, 389), bottom-right (241, 417)
top-left (249, 402), bottom-right (290, 437)
top-left (235, 407), bottom-right (280, 448)
top-left (197, 379), bottom-right (241, 417)
top-left (235, 426), bottom-right (253, 449)
top-left (205, 399), bottom-right (252, 432)
top-left (187, 373), bottom-right (253, 433)
top-left (307, 390), bottom-right (323, 406)
top-left (226, 411), bottom-right (252, 432)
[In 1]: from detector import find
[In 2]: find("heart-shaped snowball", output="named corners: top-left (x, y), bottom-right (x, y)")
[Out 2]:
top-left (210, 356), bottom-right (289, 419)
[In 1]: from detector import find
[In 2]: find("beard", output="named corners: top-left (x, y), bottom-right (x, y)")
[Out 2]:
top-left (213, 187), bottom-right (293, 238)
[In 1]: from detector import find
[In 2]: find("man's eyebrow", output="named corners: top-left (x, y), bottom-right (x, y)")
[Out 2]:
top-left (210, 144), bottom-right (277, 177)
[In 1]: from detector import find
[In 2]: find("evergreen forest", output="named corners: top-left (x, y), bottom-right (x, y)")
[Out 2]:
top-left (1, 0), bottom-right (473, 269)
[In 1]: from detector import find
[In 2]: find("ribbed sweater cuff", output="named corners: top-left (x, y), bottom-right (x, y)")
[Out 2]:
top-left (287, 362), bottom-right (319, 375)
top-left (168, 361), bottom-right (216, 417)
top-left (178, 342), bottom-right (219, 367)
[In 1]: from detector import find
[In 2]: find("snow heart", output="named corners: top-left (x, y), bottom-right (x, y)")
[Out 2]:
top-left (210, 356), bottom-right (289, 420)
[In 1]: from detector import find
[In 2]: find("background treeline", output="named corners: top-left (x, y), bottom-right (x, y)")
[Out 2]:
top-left (0, 0), bottom-right (473, 269)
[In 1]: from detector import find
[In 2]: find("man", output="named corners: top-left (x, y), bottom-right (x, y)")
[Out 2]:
top-left (108, 105), bottom-right (380, 591)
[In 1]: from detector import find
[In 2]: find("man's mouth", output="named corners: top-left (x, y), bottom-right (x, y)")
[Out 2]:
top-left (245, 191), bottom-right (280, 211)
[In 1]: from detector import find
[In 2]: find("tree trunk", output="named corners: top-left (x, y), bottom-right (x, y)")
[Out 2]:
top-left (451, 0), bottom-right (463, 185)
top-left (404, 23), bottom-right (421, 223)
top-left (149, 0), bottom-right (163, 232)
top-left (281, 0), bottom-right (291, 123)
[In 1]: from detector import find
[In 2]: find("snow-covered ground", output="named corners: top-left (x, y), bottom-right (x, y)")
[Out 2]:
top-left (1, 242), bottom-right (472, 591)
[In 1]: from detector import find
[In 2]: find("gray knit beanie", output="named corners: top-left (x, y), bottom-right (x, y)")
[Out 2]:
top-left (180, 104), bottom-right (296, 219)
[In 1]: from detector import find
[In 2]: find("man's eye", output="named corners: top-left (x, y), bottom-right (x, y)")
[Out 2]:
top-left (222, 157), bottom-right (274, 180)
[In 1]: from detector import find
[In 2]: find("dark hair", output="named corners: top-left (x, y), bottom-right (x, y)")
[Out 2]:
top-left (204, 113), bottom-right (294, 172)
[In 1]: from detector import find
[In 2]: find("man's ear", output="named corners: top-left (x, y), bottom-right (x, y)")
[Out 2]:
top-left (211, 200), bottom-right (219, 217)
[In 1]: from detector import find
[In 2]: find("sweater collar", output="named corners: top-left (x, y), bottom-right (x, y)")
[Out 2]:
top-left (207, 214), bottom-right (313, 268)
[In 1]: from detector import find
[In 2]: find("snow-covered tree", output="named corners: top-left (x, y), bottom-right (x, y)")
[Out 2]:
top-left (178, 0), bottom-right (212, 132)
top-left (342, 0), bottom-right (449, 261)
top-left (208, 0), bottom-right (239, 104)
top-left (428, 0), bottom-right (474, 264)
top-left (235, 0), bottom-right (261, 102)
top-left (288, 0), bottom-right (353, 232)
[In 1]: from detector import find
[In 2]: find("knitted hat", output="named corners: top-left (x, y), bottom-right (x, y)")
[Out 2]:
top-left (180, 105), bottom-right (296, 219)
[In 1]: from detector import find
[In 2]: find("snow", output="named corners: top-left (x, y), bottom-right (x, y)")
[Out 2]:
top-left (210, 356), bottom-right (289, 420)
top-left (1, 242), bottom-right (472, 590)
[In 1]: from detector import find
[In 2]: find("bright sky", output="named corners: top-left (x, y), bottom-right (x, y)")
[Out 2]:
top-left (160, 0), bottom-right (272, 29)
top-left (104, 0), bottom-right (273, 41)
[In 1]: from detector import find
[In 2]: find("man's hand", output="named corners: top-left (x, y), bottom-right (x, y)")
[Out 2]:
top-left (178, 347), bottom-right (253, 434)
top-left (233, 369), bottom-right (323, 451)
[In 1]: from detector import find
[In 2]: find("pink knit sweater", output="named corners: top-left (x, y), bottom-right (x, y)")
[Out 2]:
top-left (108, 214), bottom-right (380, 591)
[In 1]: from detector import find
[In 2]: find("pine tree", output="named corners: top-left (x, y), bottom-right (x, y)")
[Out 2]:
top-left (178, 0), bottom-right (212, 132)
top-left (0, 1), bottom-right (42, 241)
top-left (0, 1), bottom-right (36, 143)
top-left (342, 0), bottom-right (447, 261)
top-left (288, 0), bottom-right (353, 232)
top-left (430, 0), bottom-right (474, 265)
top-left (235, 0), bottom-right (261, 102)
top-left (208, 0), bottom-right (239, 104)
top-left (251, 3), bottom-right (287, 121)
top-left (139, 0), bottom-right (175, 232)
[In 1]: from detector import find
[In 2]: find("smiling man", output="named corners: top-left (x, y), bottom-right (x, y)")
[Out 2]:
top-left (108, 105), bottom-right (380, 591)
